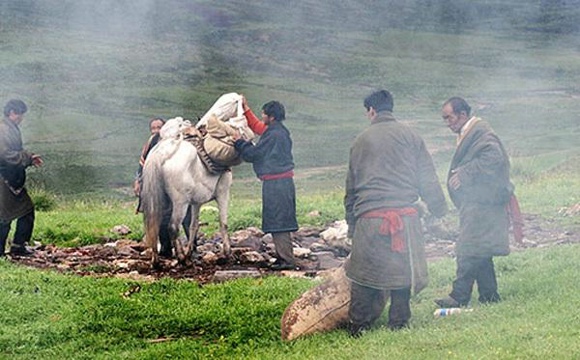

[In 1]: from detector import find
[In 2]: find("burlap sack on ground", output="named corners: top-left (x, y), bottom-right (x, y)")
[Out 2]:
top-left (281, 266), bottom-right (351, 341)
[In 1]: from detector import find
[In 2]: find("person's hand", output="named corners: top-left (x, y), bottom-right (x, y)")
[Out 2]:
top-left (448, 170), bottom-right (461, 190)
top-left (31, 154), bottom-right (43, 167)
top-left (133, 180), bottom-right (140, 197)
top-left (241, 94), bottom-right (250, 112)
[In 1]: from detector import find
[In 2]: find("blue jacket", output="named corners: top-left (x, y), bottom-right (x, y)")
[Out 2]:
top-left (234, 121), bottom-right (294, 177)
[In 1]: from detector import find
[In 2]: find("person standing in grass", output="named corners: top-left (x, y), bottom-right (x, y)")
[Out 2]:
top-left (0, 99), bottom-right (43, 257)
top-left (435, 96), bottom-right (521, 308)
top-left (134, 117), bottom-right (191, 258)
top-left (233, 99), bottom-right (298, 271)
top-left (344, 89), bottom-right (448, 336)
top-left (133, 117), bottom-right (165, 199)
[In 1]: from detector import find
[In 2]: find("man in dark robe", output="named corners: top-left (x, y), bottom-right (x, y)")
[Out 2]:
top-left (0, 99), bottom-right (43, 256)
top-left (435, 97), bottom-right (516, 308)
top-left (234, 100), bottom-right (298, 270)
top-left (344, 90), bottom-right (448, 336)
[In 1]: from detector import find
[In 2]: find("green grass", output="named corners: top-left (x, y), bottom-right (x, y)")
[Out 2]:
top-left (1, 244), bottom-right (578, 359)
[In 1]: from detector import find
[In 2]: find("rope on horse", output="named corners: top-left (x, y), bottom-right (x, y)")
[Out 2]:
top-left (184, 133), bottom-right (231, 175)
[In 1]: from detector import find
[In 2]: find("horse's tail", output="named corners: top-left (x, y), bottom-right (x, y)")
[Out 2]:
top-left (141, 153), bottom-right (165, 265)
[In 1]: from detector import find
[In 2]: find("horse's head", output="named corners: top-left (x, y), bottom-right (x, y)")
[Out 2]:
top-left (160, 117), bottom-right (193, 140)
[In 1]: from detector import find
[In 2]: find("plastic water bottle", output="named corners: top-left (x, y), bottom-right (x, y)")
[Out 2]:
top-left (433, 308), bottom-right (473, 318)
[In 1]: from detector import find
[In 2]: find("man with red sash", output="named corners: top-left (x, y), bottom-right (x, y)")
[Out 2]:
top-left (234, 99), bottom-right (298, 270)
top-left (435, 97), bottom-right (522, 308)
top-left (345, 90), bottom-right (448, 336)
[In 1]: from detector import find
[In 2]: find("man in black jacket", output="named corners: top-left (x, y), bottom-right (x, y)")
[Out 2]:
top-left (234, 101), bottom-right (298, 270)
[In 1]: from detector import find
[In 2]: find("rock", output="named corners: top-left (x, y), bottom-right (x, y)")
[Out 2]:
top-left (112, 224), bottom-right (131, 235)
top-left (202, 251), bottom-right (219, 263)
top-left (239, 251), bottom-right (265, 263)
top-left (319, 220), bottom-right (350, 251)
top-left (309, 242), bottom-right (331, 252)
top-left (296, 236), bottom-right (319, 249)
top-left (117, 246), bottom-right (139, 257)
top-left (232, 236), bottom-right (262, 251)
top-left (293, 247), bottom-right (311, 258)
top-left (311, 251), bottom-right (344, 270)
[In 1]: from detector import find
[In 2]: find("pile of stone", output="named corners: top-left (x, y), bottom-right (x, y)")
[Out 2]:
top-left (197, 220), bottom-right (351, 271)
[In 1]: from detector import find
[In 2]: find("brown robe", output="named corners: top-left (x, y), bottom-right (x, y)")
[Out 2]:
top-left (448, 119), bottom-right (512, 257)
top-left (0, 118), bottom-right (34, 223)
top-left (344, 112), bottom-right (448, 293)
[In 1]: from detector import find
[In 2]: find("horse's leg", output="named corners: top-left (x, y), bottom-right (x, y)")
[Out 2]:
top-left (215, 172), bottom-right (232, 256)
top-left (185, 204), bottom-right (201, 260)
top-left (169, 202), bottom-right (188, 264)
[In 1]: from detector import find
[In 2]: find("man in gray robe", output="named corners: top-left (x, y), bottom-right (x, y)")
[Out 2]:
top-left (344, 90), bottom-right (448, 336)
top-left (435, 97), bottom-right (515, 308)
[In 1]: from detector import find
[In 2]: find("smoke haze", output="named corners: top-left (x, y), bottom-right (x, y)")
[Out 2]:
top-left (1, 0), bottom-right (579, 193)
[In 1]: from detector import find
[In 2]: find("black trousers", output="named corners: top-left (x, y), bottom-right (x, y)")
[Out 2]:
top-left (0, 210), bottom-right (35, 254)
top-left (450, 255), bottom-right (500, 305)
top-left (349, 282), bottom-right (411, 330)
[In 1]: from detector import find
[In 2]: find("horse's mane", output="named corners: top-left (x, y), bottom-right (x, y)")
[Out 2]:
top-left (150, 117), bottom-right (197, 164)
top-left (160, 117), bottom-right (193, 140)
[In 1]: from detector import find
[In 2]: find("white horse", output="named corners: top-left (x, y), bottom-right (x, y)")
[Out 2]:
top-left (141, 117), bottom-right (232, 267)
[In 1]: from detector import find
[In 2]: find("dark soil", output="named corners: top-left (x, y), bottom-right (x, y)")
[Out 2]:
top-left (8, 211), bottom-right (580, 284)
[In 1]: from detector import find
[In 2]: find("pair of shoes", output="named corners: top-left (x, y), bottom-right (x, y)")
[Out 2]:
top-left (270, 261), bottom-right (297, 271)
top-left (434, 296), bottom-right (462, 308)
top-left (10, 245), bottom-right (34, 256)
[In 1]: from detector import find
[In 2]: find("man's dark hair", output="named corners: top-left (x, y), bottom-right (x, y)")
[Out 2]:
top-left (262, 101), bottom-right (286, 121)
top-left (444, 97), bottom-right (471, 117)
top-left (364, 90), bottom-right (394, 113)
top-left (4, 99), bottom-right (27, 117)
top-left (149, 117), bottom-right (165, 126)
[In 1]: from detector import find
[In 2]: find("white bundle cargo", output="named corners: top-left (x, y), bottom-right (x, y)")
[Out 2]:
top-left (280, 266), bottom-right (351, 341)
top-left (197, 92), bottom-right (256, 141)
top-left (197, 93), bottom-right (257, 166)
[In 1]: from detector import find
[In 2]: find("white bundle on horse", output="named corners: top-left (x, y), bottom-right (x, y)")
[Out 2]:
top-left (196, 93), bottom-right (257, 166)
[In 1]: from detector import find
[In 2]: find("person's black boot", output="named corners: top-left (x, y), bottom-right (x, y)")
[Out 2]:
top-left (10, 245), bottom-right (34, 256)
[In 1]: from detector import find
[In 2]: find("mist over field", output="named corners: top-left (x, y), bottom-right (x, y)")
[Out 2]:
top-left (1, 0), bottom-right (579, 194)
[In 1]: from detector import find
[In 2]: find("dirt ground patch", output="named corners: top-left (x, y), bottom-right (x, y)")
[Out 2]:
top-left (9, 211), bottom-right (580, 284)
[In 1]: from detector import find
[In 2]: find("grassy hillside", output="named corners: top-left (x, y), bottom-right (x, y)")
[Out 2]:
top-left (1, 0), bottom-right (579, 195)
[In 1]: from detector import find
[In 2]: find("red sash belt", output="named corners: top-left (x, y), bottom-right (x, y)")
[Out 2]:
top-left (259, 170), bottom-right (294, 181)
top-left (361, 207), bottom-right (418, 252)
